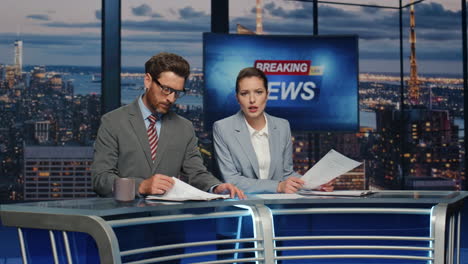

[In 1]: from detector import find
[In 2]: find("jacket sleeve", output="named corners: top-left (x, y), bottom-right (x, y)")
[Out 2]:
top-left (91, 115), bottom-right (120, 197)
top-left (180, 123), bottom-right (222, 192)
top-left (91, 115), bottom-right (145, 197)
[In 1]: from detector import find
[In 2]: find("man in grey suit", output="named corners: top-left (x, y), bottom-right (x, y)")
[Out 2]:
top-left (92, 52), bottom-right (245, 199)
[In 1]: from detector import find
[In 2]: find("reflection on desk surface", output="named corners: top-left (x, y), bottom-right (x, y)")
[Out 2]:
top-left (368, 191), bottom-right (461, 199)
top-left (0, 191), bottom-right (466, 218)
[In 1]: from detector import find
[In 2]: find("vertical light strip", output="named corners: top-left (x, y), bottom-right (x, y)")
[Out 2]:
top-left (17, 228), bottom-right (28, 264)
top-left (49, 230), bottom-right (59, 264)
top-left (234, 204), bottom-right (260, 263)
top-left (62, 231), bottom-right (73, 264)
top-left (233, 216), bottom-right (243, 261)
top-left (448, 214), bottom-right (455, 264)
top-left (428, 206), bottom-right (434, 264)
top-left (456, 212), bottom-right (461, 264)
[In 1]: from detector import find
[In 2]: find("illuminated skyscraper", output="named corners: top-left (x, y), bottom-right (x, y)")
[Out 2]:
top-left (370, 108), bottom-right (461, 190)
top-left (408, 1), bottom-right (420, 105)
top-left (5, 65), bottom-right (16, 88)
top-left (23, 146), bottom-right (96, 200)
top-left (14, 40), bottom-right (23, 76)
top-left (49, 74), bottom-right (63, 91)
top-left (35, 121), bottom-right (51, 144)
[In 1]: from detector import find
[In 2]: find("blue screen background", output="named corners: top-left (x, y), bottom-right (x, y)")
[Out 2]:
top-left (203, 33), bottom-right (359, 131)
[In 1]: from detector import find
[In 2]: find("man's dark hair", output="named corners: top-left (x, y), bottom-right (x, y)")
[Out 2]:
top-left (235, 67), bottom-right (268, 93)
top-left (145, 52), bottom-right (190, 81)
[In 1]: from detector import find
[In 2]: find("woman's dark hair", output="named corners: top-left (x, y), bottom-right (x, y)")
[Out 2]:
top-left (235, 67), bottom-right (268, 93)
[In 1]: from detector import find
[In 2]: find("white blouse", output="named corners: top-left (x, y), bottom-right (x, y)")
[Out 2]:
top-left (244, 116), bottom-right (271, 180)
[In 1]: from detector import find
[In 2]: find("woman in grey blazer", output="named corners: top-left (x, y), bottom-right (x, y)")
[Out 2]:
top-left (213, 67), bottom-right (333, 194)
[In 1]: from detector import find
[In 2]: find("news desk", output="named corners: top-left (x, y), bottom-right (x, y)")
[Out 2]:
top-left (0, 191), bottom-right (467, 264)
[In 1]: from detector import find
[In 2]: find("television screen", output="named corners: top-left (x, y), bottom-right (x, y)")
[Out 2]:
top-left (203, 33), bottom-right (359, 131)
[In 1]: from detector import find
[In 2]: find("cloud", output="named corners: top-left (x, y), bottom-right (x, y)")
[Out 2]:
top-left (122, 42), bottom-right (203, 67)
top-left (361, 48), bottom-right (461, 61)
top-left (179, 6), bottom-right (207, 19)
top-left (375, 2), bottom-right (460, 31)
top-left (0, 33), bottom-right (100, 47)
top-left (122, 33), bottom-right (201, 44)
top-left (229, 16), bottom-right (326, 35)
top-left (320, 3), bottom-right (458, 42)
top-left (132, 4), bottom-right (152, 17)
top-left (42, 14), bottom-right (209, 33)
top-left (321, 26), bottom-right (399, 40)
top-left (361, 6), bottom-right (382, 14)
top-left (122, 18), bottom-right (209, 32)
top-left (44, 22), bottom-right (101, 28)
top-left (37, 1), bottom-right (457, 46)
top-left (228, 2), bottom-right (460, 64)
top-left (415, 30), bottom-right (460, 41)
top-left (95, 9), bottom-right (102, 20)
top-left (263, 2), bottom-right (314, 19)
top-left (261, 2), bottom-right (355, 19)
top-left (413, 2), bottom-right (460, 30)
top-left (1, 1), bottom-right (459, 69)
top-left (26, 14), bottom-right (50, 21)
top-left (252, 1), bottom-right (458, 43)
top-left (318, 5), bottom-right (357, 18)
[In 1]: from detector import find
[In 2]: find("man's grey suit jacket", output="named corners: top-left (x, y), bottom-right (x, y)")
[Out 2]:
top-left (213, 111), bottom-right (300, 193)
top-left (92, 98), bottom-right (221, 197)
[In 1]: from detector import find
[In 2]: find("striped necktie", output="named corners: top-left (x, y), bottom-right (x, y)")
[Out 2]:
top-left (147, 115), bottom-right (159, 161)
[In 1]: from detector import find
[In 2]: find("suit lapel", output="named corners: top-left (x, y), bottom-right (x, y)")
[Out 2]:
top-left (233, 112), bottom-right (260, 178)
top-left (127, 99), bottom-right (154, 169)
top-left (267, 114), bottom-right (279, 179)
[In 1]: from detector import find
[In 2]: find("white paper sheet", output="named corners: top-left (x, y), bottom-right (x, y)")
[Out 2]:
top-left (146, 177), bottom-right (230, 201)
top-left (301, 149), bottom-right (362, 190)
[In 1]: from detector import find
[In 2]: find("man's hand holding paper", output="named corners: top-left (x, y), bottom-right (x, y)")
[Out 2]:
top-left (146, 177), bottom-right (231, 201)
top-left (301, 149), bottom-right (362, 190)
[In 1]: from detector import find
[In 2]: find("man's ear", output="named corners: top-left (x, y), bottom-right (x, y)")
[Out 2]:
top-left (144, 73), bottom-right (152, 90)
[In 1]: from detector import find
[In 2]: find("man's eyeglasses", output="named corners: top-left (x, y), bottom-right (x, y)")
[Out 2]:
top-left (153, 79), bottom-right (186, 98)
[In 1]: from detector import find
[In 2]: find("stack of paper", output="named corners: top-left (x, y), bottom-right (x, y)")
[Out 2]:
top-left (146, 177), bottom-right (230, 201)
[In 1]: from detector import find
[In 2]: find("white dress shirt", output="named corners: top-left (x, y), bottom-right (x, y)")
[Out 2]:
top-left (245, 116), bottom-right (271, 180)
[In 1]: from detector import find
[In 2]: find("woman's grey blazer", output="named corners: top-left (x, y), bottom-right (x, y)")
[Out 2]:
top-left (213, 111), bottom-right (300, 193)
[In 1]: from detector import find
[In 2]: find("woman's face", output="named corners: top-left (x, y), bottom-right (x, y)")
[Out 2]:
top-left (236, 76), bottom-right (268, 121)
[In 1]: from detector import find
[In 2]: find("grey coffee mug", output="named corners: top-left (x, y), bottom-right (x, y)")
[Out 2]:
top-left (114, 177), bottom-right (135, 202)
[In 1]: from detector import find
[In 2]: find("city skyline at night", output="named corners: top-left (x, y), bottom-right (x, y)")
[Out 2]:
top-left (0, 0), bottom-right (466, 202)
top-left (0, 37), bottom-right (465, 202)
top-left (0, 0), bottom-right (463, 74)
